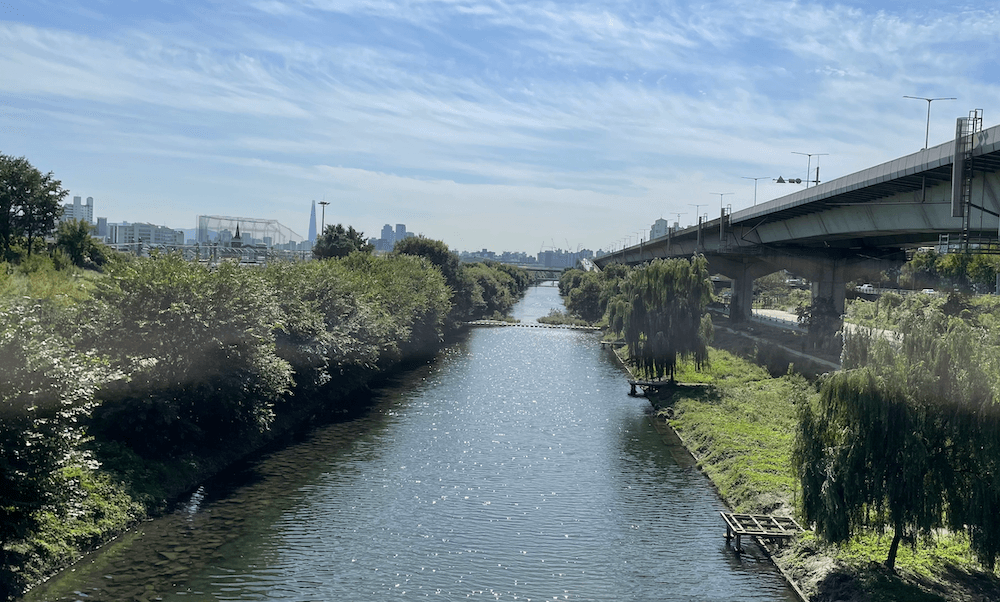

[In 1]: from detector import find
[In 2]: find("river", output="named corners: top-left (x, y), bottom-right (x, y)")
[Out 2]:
top-left (26, 283), bottom-right (797, 601)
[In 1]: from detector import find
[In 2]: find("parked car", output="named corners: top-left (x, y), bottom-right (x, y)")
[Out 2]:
top-left (921, 288), bottom-right (936, 294)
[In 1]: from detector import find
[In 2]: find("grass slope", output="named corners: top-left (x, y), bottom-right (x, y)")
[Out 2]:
top-left (638, 347), bottom-right (1000, 602)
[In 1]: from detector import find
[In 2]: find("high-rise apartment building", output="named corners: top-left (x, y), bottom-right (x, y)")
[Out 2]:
top-left (649, 218), bottom-right (670, 241)
top-left (62, 196), bottom-right (94, 223)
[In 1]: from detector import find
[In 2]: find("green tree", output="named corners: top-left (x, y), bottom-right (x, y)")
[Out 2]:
top-left (0, 299), bottom-right (105, 597)
top-left (313, 224), bottom-right (373, 259)
top-left (899, 249), bottom-right (939, 290)
top-left (937, 252), bottom-right (972, 291)
top-left (0, 154), bottom-right (67, 259)
top-left (566, 271), bottom-right (603, 322)
top-left (394, 237), bottom-right (481, 323)
top-left (967, 253), bottom-right (1000, 291)
top-left (56, 219), bottom-right (108, 269)
top-left (797, 304), bottom-right (1000, 570)
top-left (795, 369), bottom-right (947, 570)
top-left (464, 261), bottom-right (515, 317)
top-left (607, 256), bottom-right (713, 381)
top-left (89, 254), bottom-right (292, 457)
top-left (795, 296), bottom-right (841, 351)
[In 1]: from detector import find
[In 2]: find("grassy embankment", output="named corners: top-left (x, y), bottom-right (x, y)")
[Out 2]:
top-left (630, 347), bottom-right (999, 602)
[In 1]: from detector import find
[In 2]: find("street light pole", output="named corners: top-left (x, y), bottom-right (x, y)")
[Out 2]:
top-left (710, 192), bottom-right (733, 215)
top-left (903, 95), bottom-right (957, 149)
top-left (318, 201), bottom-right (330, 234)
top-left (792, 152), bottom-right (828, 188)
top-left (689, 203), bottom-right (707, 249)
top-left (742, 176), bottom-right (770, 206)
top-left (711, 193), bottom-right (733, 243)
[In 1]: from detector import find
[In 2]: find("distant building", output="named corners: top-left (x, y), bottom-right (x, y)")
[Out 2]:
top-left (538, 249), bottom-right (579, 269)
top-left (308, 201), bottom-right (317, 242)
top-left (374, 222), bottom-right (414, 251)
top-left (650, 218), bottom-right (670, 240)
top-left (196, 215), bottom-right (304, 247)
top-left (106, 222), bottom-right (184, 247)
top-left (61, 196), bottom-right (94, 224)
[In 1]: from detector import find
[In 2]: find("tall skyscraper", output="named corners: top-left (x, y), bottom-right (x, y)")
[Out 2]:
top-left (395, 224), bottom-right (406, 241)
top-left (308, 200), bottom-right (317, 242)
top-left (381, 224), bottom-right (395, 247)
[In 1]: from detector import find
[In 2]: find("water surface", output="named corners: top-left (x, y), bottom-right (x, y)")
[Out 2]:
top-left (27, 283), bottom-right (796, 601)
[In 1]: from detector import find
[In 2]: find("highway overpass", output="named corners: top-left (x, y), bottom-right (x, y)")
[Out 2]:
top-left (596, 112), bottom-right (1000, 322)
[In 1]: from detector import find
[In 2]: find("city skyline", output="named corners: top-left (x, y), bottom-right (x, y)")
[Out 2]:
top-left (3, 2), bottom-right (999, 251)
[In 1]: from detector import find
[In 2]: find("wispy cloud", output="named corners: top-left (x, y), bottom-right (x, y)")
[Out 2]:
top-left (2, 0), bottom-right (999, 249)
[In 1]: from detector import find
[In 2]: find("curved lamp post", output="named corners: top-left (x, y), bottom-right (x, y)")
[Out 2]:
top-left (904, 95), bottom-right (956, 149)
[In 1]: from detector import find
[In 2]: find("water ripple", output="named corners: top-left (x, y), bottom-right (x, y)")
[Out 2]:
top-left (25, 286), bottom-right (796, 602)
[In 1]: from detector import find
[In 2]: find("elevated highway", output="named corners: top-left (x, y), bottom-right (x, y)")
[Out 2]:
top-left (596, 116), bottom-right (1000, 321)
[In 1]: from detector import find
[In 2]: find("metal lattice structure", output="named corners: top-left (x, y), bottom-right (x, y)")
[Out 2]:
top-left (197, 215), bottom-right (305, 249)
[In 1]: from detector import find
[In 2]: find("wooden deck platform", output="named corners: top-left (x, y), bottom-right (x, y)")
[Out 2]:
top-left (721, 512), bottom-right (806, 552)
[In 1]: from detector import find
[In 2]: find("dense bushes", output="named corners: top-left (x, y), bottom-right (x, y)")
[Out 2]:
top-left (393, 236), bottom-right (530, 324)
top-left (557, 262), bottom-right (629, 324)
top-left (0, 243), bottom-right (526, 598)
top-left (88, 254), bottom-right (293, 457)
top-left (0, 299), bottom-right (110, 599)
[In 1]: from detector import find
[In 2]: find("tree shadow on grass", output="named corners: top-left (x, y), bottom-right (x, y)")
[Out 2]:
top-left (908, 564), bottom-right (1000, 602)
top-left (647, 382), bottom-right (721, 411)
top-left (813, 562), bottom-right (1000, 602)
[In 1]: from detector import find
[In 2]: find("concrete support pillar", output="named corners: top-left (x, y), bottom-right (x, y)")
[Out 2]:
top-left (730, 273), bottom-right (754, 323)
top-left (810, 263), bottom-right (847, 315)
top-left (707, 257), bottom-right (777, 323)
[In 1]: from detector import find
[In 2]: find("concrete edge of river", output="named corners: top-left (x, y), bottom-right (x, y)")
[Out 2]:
top-left (604, 345), bottom-right (813, 602)
top-left (605, 339), bottom-right (1000, 602)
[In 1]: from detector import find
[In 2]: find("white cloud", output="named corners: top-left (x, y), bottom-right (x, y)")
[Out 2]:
top-left (2, 1), bottom-right (1000, 250)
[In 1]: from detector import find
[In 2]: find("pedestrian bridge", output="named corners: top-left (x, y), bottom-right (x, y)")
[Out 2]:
top-left (596, 114), bottom-right (1000, 321)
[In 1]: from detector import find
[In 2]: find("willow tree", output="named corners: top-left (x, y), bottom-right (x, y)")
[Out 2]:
top-left (796, 304), bottom-right (1000, 570)
top-left (795, 369), bottom-right (949, 570)
top-left (607, 256), bottom-right (713, 381)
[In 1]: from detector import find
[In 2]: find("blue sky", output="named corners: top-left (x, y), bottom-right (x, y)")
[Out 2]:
top-left (2, 0), bottom-right (998, 252)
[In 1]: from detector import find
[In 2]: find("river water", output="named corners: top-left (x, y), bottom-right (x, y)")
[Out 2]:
top-left (26, 284), bottom-right (797, 601)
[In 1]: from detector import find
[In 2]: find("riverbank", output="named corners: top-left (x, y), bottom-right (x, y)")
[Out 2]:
top-left (19, 284), bottom-right (801, 602)
top-left (2, 251), bottom-right (531, 601)
top-left (626, 347), bottom-right (1000, 602)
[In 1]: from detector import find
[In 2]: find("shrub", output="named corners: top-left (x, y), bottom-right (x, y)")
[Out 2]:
top-left (88, 255), bottom-right (291, 458)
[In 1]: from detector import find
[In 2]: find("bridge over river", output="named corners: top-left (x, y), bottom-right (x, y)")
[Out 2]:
top-left (596, 113), bottom-right (1000, 322)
